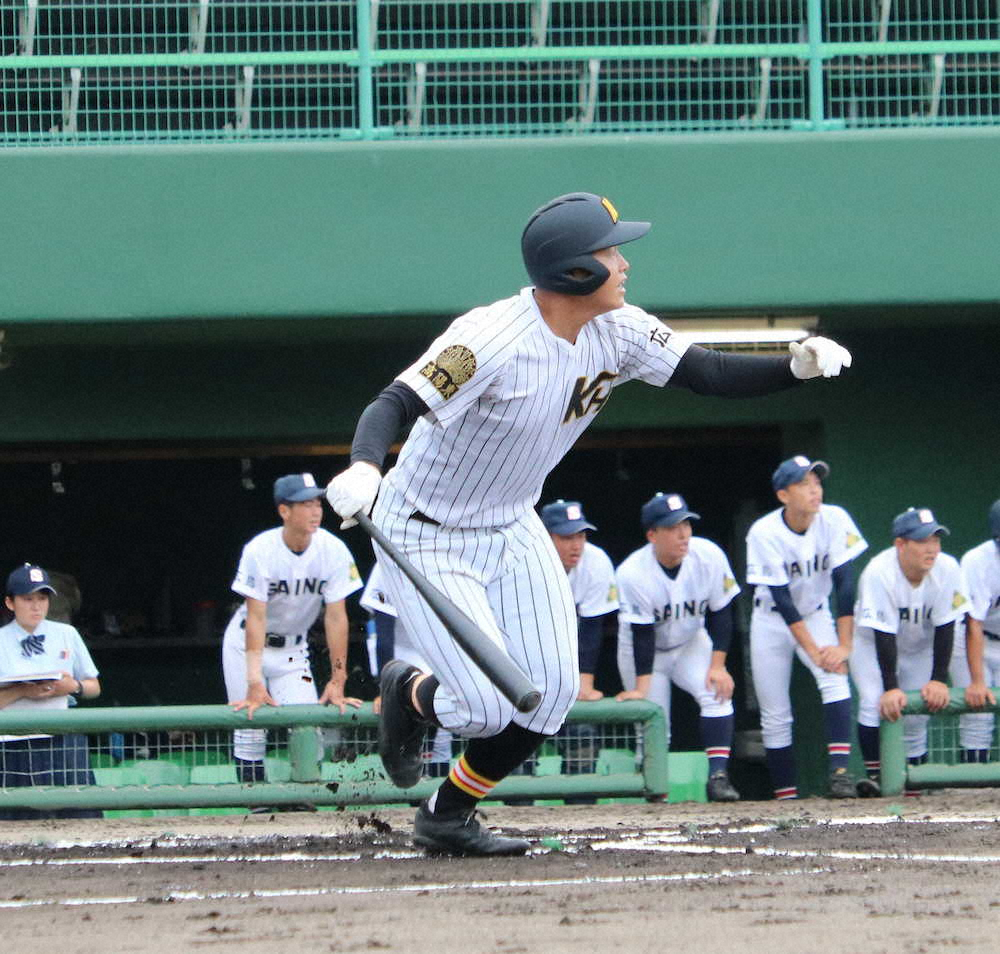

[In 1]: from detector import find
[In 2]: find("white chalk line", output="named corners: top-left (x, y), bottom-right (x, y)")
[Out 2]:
top-left (0, 865), bottom-right (829, 910)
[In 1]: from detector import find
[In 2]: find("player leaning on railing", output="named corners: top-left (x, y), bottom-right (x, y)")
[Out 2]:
top-left (326, 191), bottom-right (854, 856)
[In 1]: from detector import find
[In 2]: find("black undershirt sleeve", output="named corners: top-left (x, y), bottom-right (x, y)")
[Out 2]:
top-left (931, 621), bottom-right (955, 684)
top-left (668, 345), bottom-right (800, 398)
top-left (873, 629), bottom-right (899, 691)
top-left (350, 381), bottom-right (430, 470)
top-left (577, 614), bottom-right (607, 675)
top-left (769, 584), bottom-right (803, 626)
top-left (705, 603), bottom-right (734, 654)
top-left (631, 623), bottom-right (656, 678)
top-left (831, 562), bottom-right (858, 618)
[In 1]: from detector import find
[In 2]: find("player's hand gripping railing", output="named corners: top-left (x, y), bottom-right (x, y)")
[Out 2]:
top-left (879, 687), bottom-right (1000, 795)
top-left (0, 700), bottom-right (668, 812)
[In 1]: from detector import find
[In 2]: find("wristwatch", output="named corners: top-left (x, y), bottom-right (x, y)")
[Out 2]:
top-left (71, 680), bottom-right (84, 697)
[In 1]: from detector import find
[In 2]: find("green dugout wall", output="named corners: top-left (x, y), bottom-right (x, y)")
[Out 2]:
top-left (1, 130), bottom-right (998, 795)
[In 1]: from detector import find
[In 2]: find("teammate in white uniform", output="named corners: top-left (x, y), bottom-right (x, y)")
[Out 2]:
top-left (951, 500), bottom-right (1000, 762)
top-left (616, 493), bottom-right (742, 801)
top-left (540, 499), bottom-right (619, 701)
top-left (224, 473), bottom-right (363, 782)
top-left (326, 191), bottom-right (853, 856)
top-left (746, 456), bottom-right (868, 799)
top-left (359, 565), bottom-right (454, 776)
top-left (852, 507), bottom-right (970, 787)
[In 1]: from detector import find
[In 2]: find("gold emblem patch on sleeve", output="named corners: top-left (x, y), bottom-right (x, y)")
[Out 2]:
top-left (953, 590), bottom-right (967, 609)
top-left (420, 344), bottom-right (477, 399)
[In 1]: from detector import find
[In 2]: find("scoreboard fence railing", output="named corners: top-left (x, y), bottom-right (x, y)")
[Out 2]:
top-left (2, 0), bottom-right (999, 145)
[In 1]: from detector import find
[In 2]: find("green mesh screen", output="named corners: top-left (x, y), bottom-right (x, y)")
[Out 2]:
top-left (2, 0), bottom-right (999, 146)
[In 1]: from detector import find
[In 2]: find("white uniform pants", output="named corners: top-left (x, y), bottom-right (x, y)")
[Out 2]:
top-left (750, 607), bottom-right (850, 750)
top-left (222, 618), bottom-right (319, 762)
top-left (852, 633), bottom-right (933, 760)
top-left (617, 628), bottom-right (733, 747)
top-left (371, 480), bottom-right (579, 738)
top-left (949, 625), bottom-right (1000, 752)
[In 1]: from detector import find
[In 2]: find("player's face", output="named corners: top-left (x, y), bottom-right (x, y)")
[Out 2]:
top-left (778, 471), bottom-right (823, 516)
top-left (280, 498), bottom-right (324, 535)
top-left (551, 531), bottom-right (587, 571)
top-left (647, 520), bottom-right (692, 568)
top-left (895, 533), bottom-right (942, 578)
top-left (4, 592), bottom-right (50, 632)
top-left (589, 246), bottom-right (630, 311)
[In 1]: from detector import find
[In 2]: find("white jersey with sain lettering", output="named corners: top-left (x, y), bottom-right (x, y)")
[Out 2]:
top-left (854, 547), bottom-right (969, 648)
top-left (961, 540), bottom-right (1000, 634)
top-left (226, 527), bottom-right (361, 638)
top-left (746, 504), bottom-right (868, 615)
top-left (569, 542), bottom-right (619, 618)
top-left (386, 287), bottom-right (690, 528)
top-left (616, 536), bottom-right (740, 651)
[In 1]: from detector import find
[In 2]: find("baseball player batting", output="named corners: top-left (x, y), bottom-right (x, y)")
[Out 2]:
top-left (326, 191), bottom-right (853, 856)
top-left (223, 474), bottom-right (363, 782)
top-left (616, 493), bottom-right (742, 801)
top-left (746, 456), bottom-right (868, 799)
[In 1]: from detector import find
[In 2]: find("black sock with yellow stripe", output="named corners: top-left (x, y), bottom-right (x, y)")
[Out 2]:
top-left (429, 723), bottom-right (548, 816)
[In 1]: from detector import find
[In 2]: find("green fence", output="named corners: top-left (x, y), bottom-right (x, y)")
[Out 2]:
top-left (2, 0), bottom-right (998, 145)
top-left (0, 699), bottom-right (670, 812)
top-left (879, 688), bottom-right (1000, 795)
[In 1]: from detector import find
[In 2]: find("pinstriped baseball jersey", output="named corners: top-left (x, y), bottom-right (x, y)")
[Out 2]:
top-left (227, 527), bottom-right (361, 639)
top-left (360, 563), bottom-right (397, 620)
top-left (568, 543), bottom-right (619, 618)
top-left (388, 287), bottom-right (690, 528)
top-left (961, 540), bottom-right (1000, 631)
top-left (616, 537), bottom-right (740, 651)
top-left (746, 504), bottom-right (867, 615)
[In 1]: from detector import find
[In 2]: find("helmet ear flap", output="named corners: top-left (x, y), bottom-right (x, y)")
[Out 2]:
top-left (537, 253), bottom-right (610, 296)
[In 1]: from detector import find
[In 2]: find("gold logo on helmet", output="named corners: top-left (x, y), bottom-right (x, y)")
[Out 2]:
top-left (601, 197), bottom-right (619, 223)
top-left (420, 344), bottom-right (477, 400)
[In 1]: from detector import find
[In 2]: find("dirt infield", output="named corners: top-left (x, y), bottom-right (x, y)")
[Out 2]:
top-left (2, 791), bottom-right (1000, 953)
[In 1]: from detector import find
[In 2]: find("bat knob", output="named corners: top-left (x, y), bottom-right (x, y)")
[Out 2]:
top-left (515, 689), bottom-right (543, 714)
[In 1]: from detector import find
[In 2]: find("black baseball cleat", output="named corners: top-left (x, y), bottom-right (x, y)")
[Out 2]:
top-left (378, 659), bottom-right (427, 789)
top-left (827, 767), bottom-right (859, 798)
top-left (855, 775), bottom-right (882, 798)
top-left (413, 802), bottom-right (530, 857)
top-left (706, 770), bottom-right (741, 802)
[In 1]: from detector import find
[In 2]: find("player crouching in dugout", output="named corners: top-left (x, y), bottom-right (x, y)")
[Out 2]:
top-left (0, 564), bottom-right (101, 820)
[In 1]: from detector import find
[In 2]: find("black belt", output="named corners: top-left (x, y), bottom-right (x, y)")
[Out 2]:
top-left (986, 631), bottom-right (1000, 642)
top-left (265, 634), bottom-right (304, 648)
top-left (410, 510), bottom-right (440, 526)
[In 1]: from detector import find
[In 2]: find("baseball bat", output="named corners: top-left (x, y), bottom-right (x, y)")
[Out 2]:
top-left (354, 512), bottom-right (542, 714)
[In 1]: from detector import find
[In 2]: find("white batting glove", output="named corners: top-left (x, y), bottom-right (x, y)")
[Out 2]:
top-left (789, 336), bottom-right (853, 379)
top-left (325, 461), bottom-right (381, 529)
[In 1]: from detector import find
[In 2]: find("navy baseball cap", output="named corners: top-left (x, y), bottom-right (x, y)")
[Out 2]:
top-left (772, 455), bottom-right (830, 491)
top-left (892, 507), bottom-right (950, 541)
top-left (541, 500), bottom-right (597, 536)
top-left (641, 493), bottom-right (700, 531)
top-left (6, 564), bottom-right (57, 597)
top-left (273, 473), bottom-right (325, 505)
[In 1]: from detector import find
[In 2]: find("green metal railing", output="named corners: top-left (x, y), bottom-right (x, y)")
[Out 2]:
top-left (0, 699), bottom-right (669, 811)
top-left (879, 688), bottom-right (1000, 795)
top-left (1, 0), bottom-right (998, 145)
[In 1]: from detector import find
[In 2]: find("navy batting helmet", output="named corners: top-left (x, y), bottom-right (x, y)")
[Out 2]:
top-left (521, 192), bottom-right (650, 296)
top-left (988, 499), bottom-right (1000, 539)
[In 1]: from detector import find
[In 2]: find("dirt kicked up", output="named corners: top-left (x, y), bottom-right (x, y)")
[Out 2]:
top-left (2, 790), bottom-right (999, 954)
